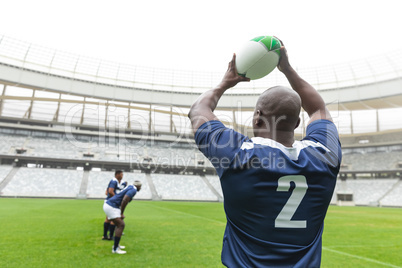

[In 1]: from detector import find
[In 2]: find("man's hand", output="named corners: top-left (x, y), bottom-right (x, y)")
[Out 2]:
top-left (275, 38), bottom-right (292, 73)
top-left (219, 54), bottom-right (250, 89)
top-left (188, 53), bottom-right (249, 133)
top-left (121, 214), bottom-right (125, 220)
top-left (275, 37), bottom-right (332, 123)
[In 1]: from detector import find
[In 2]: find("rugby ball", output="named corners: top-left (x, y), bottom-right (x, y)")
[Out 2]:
top-left (236, 36), bottom-right (281, 80)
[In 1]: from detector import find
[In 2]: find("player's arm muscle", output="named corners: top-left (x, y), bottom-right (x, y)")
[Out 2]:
top-left (120, 195), bottom-right (130, 215)
top-left (283, 67), bottom-right (332, 124)
top-left (108, 187), bottom-right (115, 197)
top-left (188, 87), bottom-right (222, 133)
top-left (277, 40), bottom-right (332, 125)
top-left (188, 54), bottom-right (249, 133)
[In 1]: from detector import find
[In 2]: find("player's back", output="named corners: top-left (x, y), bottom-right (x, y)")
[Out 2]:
top-left (219, 120), bottom-right (342, 267)
top-left (222, 138), bottom-right (338, 246)
top-left (195, 119), bottom-right (342, 267)
top-left (106, 185), bottom-right (137, 209)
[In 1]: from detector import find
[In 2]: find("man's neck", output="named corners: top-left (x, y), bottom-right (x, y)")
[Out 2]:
top-left (255, 130), bottom-right (295, 147)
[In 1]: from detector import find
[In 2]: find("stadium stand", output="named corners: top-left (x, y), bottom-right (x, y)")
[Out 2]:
top-left (146, 146), bottom-right (197, 166)
top-left (204, 175), bottom-right (223, 198)
top-left (0, 132), bottom-right (202, 165)
top-left (0, 121), bottom-right (401, 206)
top-left (380, 180), bottom-right (402, 207)
top-left (0, 123), bottom-right (402, 206)
top-left (2, 167), bottom-right (83, 197)
top-left (342, 151), bottom-right (402, 171)
top-left (0, 165), bottom-right (13, 184)
top-left (29, 136), bottom-right (81, 157)
top-left (151, 174), bottom-right (218, 201)
top-left (339, 179), bottom-right (398, 206)
top-left (0, 134), bottom-right (27, 154)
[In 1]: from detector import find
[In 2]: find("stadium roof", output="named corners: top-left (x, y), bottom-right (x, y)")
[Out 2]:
top-left (0, 35), bottom-right (401, 110)
top-left (0, 35), bottom-right (401, 135)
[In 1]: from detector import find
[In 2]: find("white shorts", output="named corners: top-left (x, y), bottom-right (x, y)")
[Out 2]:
top-left (103, 202), bottom-right (121, 220)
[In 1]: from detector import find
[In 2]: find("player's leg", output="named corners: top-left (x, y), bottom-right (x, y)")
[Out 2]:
top-left (108, 221), bottom-right (116, 240)
top-left (103, 217), bottom-right (112, 240)
top-left (103, 203), bottom-right (126, 254)
top-left (111, 217), bottom-right (125, 252)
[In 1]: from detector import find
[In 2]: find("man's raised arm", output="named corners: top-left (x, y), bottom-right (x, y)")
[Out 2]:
top-left (188, 54), bottom-right (250, 133)
top-left (277, 40), bottom-right (332, 124)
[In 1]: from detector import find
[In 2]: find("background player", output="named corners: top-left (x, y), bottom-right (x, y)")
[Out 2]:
top-left (188, 41), bottom-right (342, 267)
top-left (103, 180), bottom-right (142, 254)
top-left (102, 170), bottom-right (127, 240)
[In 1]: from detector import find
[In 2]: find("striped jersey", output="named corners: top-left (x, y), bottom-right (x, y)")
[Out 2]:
top-left (195, 119), bottom-right (342, 267)
top-left (106, 185), bottom-right (138, 209)
top-left (106, 178), bottom-right (127, 200)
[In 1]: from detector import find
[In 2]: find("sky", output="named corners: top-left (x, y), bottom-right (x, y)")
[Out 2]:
top-left (1, 0), bottom-right (402, 72)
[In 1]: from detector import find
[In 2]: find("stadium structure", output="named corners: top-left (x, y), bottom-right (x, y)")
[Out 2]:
top-left (0, 35), bottom-right (401, 207)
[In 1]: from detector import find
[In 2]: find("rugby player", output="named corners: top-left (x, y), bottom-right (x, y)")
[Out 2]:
top-left (103, 180), bottom-right (142, 254)
top-left (102, 170), bottom-right (127, 240)
top-left (188, 40), bottom-right (342, 267)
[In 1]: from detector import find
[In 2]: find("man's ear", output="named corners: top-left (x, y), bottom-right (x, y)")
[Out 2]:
top-left (254, 110), bottom-right (263, 127)
top-left (294, 117), bottom-right (301, 129)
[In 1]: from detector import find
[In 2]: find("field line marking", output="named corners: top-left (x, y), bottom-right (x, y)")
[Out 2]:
top-left (322, 246), bottom-right (401, 268)
top-left (143, 203), bottom-right (226, 226)
top-left (326, 244), bottom-right (399, 248)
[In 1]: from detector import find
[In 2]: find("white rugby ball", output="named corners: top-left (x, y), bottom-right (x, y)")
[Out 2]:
top-left (236, 36), bottom-right (281, 80)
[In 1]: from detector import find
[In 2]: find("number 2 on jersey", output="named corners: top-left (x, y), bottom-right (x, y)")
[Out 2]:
top-left (275, 175), bottom-right (307, 228)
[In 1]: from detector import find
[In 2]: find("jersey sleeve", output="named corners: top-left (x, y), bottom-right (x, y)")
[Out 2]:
top-left (108, 180), bottom-right (117, 190)
top-left (303, 119), bottom-right (342, 168)
top-left (125, 186), bottom-right (138, 200)
top-left (194, 120), bottom-right (249, 177)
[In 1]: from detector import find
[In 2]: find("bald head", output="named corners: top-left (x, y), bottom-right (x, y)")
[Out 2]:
top-left (254, 86), bottom-right (301, 137)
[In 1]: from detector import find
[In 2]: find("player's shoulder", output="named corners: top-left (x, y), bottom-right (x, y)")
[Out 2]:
top-left (196, 120), bottom-right (225, 131)
top-left (124, 184), bottom-right (134, 191)
top-left (107, 178), bottom-right (117, 187)
top-left (305, 119), bottom-right (340, 144)
top-left (123, 185), bottom-right (137, 196)
top-left (302, 120), bottom-right (342, 167)
top-left (306, 119), bottom-right (338, 134)
top-left (195, 120), bottom-right (232, 138)
top-left (304, 120), bottom-right (341, 146)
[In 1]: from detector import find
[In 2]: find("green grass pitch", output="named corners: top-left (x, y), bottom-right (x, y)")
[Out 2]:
top-left (0, 198), bottom-right (401, 268)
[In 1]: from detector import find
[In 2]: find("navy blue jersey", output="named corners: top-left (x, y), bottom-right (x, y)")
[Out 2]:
top-left (106, 178), bottom-right (127, 200)
top-left (106, 185), bottom-right (138, 209)
top-left (195, 120), bottom-right (341, 267)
